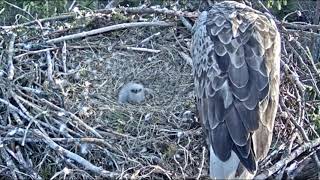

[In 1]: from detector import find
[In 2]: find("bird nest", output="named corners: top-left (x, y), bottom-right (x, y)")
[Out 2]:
top-left (0, 3), bottom-right (320, 180)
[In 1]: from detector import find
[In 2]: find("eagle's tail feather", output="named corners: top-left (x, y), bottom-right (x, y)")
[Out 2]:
top-left (209, 147), bottom-right (255, 179)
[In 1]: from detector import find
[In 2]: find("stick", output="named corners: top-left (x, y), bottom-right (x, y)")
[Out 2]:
top-left (196, 146), bottom-right (206, 180)
top-left (14, 47), bottom-right (58, 59)
top-left (119, 46), bottom-right (161, 53)
top-left (40, 98), bottom-right (102, 138)
top-left (0, 7), bottom-right (196, 30)
top-left (7, 33), bottom-right (16, 80)
top-left (255, 138), bottom-right (320, 179)
top-left (46, 50), bottom-right (54, 82)
top-left (46, 21), bottom-right (174, 44)
top-left (33, 130), bottom-right (119, 178)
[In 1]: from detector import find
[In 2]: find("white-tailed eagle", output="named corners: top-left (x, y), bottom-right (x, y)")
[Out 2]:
top-left (191, 1), bottom-right (280, 179)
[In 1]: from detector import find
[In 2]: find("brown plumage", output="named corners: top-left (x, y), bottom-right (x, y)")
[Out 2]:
top-left (191, 1), bottom-right (280, 179)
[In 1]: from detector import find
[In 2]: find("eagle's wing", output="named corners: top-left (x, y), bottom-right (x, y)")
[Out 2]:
top-left (191, 1), bottom-right (280, 177)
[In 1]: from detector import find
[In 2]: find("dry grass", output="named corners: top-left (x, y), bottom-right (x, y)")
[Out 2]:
top-left (61, 25), bottom-right (204, 179)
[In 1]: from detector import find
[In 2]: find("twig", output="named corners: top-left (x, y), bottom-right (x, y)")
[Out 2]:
top-left (0, 14), bottom-right (74, 30)
top-left (0, 146), bottom-right (19, 180)
top-left (140, 32), bottom-right (161, 45)
top-left (118, 46), bottom-right (161, 53)
top-left (282, 10), bottom-right (304, 22)
top-left (33, 130), bottom-right (119, 178)
top-left (275, 132), bottom-right (298, 180)
top-left (7, 33), bottom-right (16, 80)
top-left (40, 98), bottom-right (102, 138)
top-left (10, 91), bottom-right (47, 136)
top-left (3, 0), bottom-right (35, 20)
top-left (256, 0), bottom-right (271, 14)
top-left (96, 6), bottom-right (198, 18)
top-left (257, 0), bottom-right (320, 32)
top-left (7, 146), bottom-right (42, 179)
top-left (11, 111), bottom-right (23, 126)
top-left (280, 60), bottom-right (320, 172)
top-left (105, 0), bottom-right (120, 9)
top-left (14, 47), bottom-right (58, 59)
top-left (290, 38), bottom-right (320, 80)
top-left (255, 138), bottom-right (320, 179)
top-left (259, 143), bottom-right (286, 169)
top-left (18, 86), bottom-right (44, 95)
top-left (285, 45), bottom-right (320, 98)
top-left (67, 0), bottom-right (76, 11)
top-left (0, 7), bottom-right (196, 31)
top-left (281, 60), bottom-right (305, 92)
top-left (62, 41), bottom-right (67, 74)
top-left (178, 51), bottom-right (193, 67)
top-left (0, 98), bottom-right (32, 123)
top-left (282, 22), bottom-right (320, 31)
top-left (46, 50), bottom-right (54, 82)
top-left (196, 146), bottom-right (206, 180)
top-left (136, 165), bottom-right (172, 179)
top-left (46, 21), bottom-right (175, 44)
top-left (314, 0), bottom-right (320, 25)
top-left (179, 16), bottom-right (193, 32)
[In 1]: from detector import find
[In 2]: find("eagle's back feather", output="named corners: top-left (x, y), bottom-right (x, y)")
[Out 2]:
top-left (191, 1), bottom-right (280, 179)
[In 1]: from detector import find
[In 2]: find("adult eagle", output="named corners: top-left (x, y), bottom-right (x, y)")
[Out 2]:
top-left (191, 1), bottom-right (280, 179)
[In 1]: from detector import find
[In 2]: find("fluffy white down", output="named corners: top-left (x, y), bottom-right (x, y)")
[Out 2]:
top-left (118, 82), bottom-right (145, 104)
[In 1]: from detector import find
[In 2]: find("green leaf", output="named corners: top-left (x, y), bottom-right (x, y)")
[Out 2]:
top-left (283, 0), bottom-right (287, 6)
top-left (277, 0), bottom-right (282, 10)
top-left (267, 0), bottom-right (273, 8)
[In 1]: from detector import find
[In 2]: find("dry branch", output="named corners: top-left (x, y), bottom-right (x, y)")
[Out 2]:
top-left (314, 0), bottom-right (320, 25)
top-left (255, 138), bottom-right (320, 179)
top-left (105, 0), bottom-right (121, 9)
top-left (0, 14), bottom-right (74, 30)
top-left (97, 6), bottom-right (198, 18)
top-left (282, 22), bottom-right (320, 31)
top-left (39, 98), bottom-right (103, 138)
top-left (33, 130), bottom-right (119, 178)
top-left (118, 46), bottom-right (161, 53)
top-left (46, 21), bottom-right (174, 44)
top-left (7, 33), bottom-right (16, 80)
top-left (62, 41), bottom-right (67, 74)
top-left (14, 47), bottom-right (58, 59)
top-left (0, 146), bottom-right (20, 179)
top-left (0, 6), bottom-right (196, 31)
top-left (46, 50), bottom-right (53, 82)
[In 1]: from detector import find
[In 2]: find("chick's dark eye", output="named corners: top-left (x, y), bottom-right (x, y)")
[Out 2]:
top-left (137, 89), bottom-right (142, 92)
top-left (131, 89), bottom-right (137, 93)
